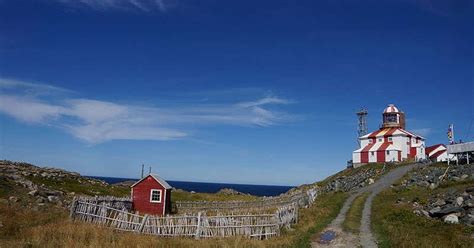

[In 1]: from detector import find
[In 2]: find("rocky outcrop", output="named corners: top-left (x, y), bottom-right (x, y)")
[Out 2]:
top-left (217, 188), bottom-right (249, 195)
top-left (413, 186), bottom-right (474, 226)
top-left (322, 167), bottom-right (381, 193)
top-left (0, 160), bottom-right (108, 208)
top-left (400, 164), bottom-right (474, 189)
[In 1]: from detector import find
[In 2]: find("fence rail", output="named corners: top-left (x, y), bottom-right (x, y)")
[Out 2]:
top-left (175, 188), bottom-right (318, 213)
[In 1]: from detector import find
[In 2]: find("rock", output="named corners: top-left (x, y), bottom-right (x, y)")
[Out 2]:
top-left (36, 197), bottom-right (46, 203)
top-left (456, 197), bottom-right (464, 206)
top-left (466, 187), bottom-right (474, 193)
top-left (368, 178), bottom-right (375, 185)
top-left (433, 199), bottom-right (446, 207)
top-left (217, 188), bottom-right (247, 195)
top-left (190, 191), bottom-right (195, 194)
top-left (28, 190), bottom-right (38, 196)
top-left (460, 174), bottom-right (469, 180)
top-left (443, 214), bottom-right (459, 224)
top-left (429, 206), bottom-right (441, 215)
top-left (8, 196), bottom-right (19, 202)
top-left (417, 181), bottom-right (430, 188)
top-left (465, 199), bottom-right (474, 207)
top-left (47, 195), bottom-right (59, 203)
top-left (433, 206), bottom-right (464, 217)
top-left (451, 176), bottom-right (461, 182)
top-left (429, 183), bottom-right (437, 190)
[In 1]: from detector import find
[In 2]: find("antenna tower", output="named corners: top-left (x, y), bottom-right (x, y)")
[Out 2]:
top-left (356, 108), bottom-right (368, 147)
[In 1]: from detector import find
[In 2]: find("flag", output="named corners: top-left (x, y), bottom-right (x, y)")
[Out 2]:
top-left (447, 124), bottom-right (454, 144)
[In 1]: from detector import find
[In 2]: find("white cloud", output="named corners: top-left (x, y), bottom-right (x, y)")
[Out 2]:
top-left (411, 128), bottom-right (432, 137)
top-left (0, 78), bottom-right (296, 143)
top-left (55, 0), bottom-right (169, 12)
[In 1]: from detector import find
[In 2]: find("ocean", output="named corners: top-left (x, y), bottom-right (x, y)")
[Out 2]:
top-left (88, 176), bottom-right (294, 197)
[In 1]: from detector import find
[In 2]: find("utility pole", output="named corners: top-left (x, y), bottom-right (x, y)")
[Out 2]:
top-left (149, 166), bottom-right (152, 174)
top-left (141, 164), bottom-right (144, 178)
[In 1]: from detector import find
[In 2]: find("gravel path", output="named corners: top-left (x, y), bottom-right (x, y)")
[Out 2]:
top-left (312, 163), bottom-right (426, 248)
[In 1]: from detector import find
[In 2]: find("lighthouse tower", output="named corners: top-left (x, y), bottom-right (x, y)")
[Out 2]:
top-left (382, 104), bottom-right (406, 129)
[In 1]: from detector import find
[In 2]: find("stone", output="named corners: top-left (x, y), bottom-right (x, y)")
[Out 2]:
top-left (47, 195), bottom-right (59, 203)
top-left (443, 214), bottom-right (459, 224)
top-left (460, 174), bottom-right (469, 180)
top-left (36, 197), bottom-right (46, 203)
top-left (417, 181), bottom-right (430, 188)
top-left (429, 183), bottom-right (437, 190)
top-left (8, 196), bottom-right (19, 202)
top-left (466, 187), bottom-right (474, 193)
top-left (429, 206), bottom-right (441, 215)
top-left (368, 178), bottom-right (375, 185)
top-left (456, 197), bottom-right (464, 206)
top-left (465, 199), bottom-right (474, 207)
top-left (432, 206), bottom-right (464, 217)
top-left (433, 199), bottom-right (446, 207)
top-left (28, 190), bottom-right (38, 196)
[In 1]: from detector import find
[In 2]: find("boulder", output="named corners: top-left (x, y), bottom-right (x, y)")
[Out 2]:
top-left (432, 206), bottom-right (464, 217)
top-left (8, 196), bottom-right (19, 202)
top-left (47, 195), bottom-right (59, 203)
top-left (443, 214), bottom-right (459, 224)
top-left (456, 197), bottom-right (464, 206)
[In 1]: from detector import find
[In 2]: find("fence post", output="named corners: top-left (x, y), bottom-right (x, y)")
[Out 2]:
top-left (69, 197), bottom-right (77, 219)
top-left (195, 212), bottom-right (202, 239)
top-left (138, 214), bottom-right (149, 233)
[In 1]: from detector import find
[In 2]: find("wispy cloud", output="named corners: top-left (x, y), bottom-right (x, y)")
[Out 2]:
top-left (55, 0), bottom-right (170, 12)
top-left (0, 78), bottom-right (297, 143)
top-left (411, 128), bottom-right (432, 137)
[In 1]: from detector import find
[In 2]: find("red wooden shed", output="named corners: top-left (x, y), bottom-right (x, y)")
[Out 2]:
top-left (130, 174), bottom-right (172, 216)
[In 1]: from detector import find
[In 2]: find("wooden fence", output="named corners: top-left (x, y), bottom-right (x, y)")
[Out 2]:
top-left (175, 188), bottom-right (318, 213)
top-left (70, 200), bottom-right (299, 239)
top-left (70, 187), bottom-right (318, 239)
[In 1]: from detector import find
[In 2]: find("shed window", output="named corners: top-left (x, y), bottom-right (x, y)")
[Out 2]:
top-left (150, 189), bottom-right (162, 203)
top-left (371, 151), bottom-right (374, 156)
top-left (378, 138), bottom-right (382, 142)
top-left (386, 151), bottom-right (390, 155)
top-left (388, 137), bottom-right (392, 141)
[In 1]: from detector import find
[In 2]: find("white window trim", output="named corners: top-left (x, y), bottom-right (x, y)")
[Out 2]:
top-left (150, 189), bottom-right (162, 203)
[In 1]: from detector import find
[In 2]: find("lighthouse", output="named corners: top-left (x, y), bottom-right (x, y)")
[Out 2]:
top-left (352, 104), bottom-right (426, 167)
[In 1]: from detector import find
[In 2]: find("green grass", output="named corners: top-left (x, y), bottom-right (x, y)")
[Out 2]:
top-left (26, 176), bottom-right (130, 197)
top-left (372, 183), bottom-right (474, 248)
top-left (343, 193), bottom-right (369, 234)
top-left (285, 192), bottom-right (347, 248)
top-left (171, 190), bottom-right (259, 203)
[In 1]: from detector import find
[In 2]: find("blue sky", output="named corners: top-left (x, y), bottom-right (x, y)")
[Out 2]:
top-left (0, 0), bottom-right (473, 186)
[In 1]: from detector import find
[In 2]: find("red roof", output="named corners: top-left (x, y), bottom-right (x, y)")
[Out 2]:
top-left (425, 144), bottom-right (446, 155)
top-left (429, 149), bottom-right (446, 159)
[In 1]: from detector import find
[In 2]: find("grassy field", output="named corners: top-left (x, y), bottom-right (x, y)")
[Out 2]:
top-left (0, 191), bottom-right (347, 248)
top-left (372, 179), bottom-right (474, 248)
top-left (343, 193), bottom-right (369, 234)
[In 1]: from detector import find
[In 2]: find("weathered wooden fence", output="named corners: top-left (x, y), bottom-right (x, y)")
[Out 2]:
top-left (74, 195), bottom-right (132, 211)
top-left (70, 187), bottom-right (318, 239)
top-left (175, 188), bottom-right (318, 213)
top-left (70, 200), bottom-right (299, 239)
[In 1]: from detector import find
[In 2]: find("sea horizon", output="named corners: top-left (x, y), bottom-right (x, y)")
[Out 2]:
top-left (87, 176), bottom-right (295, 197)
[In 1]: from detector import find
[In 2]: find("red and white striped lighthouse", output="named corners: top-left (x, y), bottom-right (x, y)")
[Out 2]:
top-left (352, 104), bottom-right (426, 166)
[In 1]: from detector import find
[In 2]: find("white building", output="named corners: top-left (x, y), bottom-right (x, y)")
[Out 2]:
top-left (425, 144), bottom-right (456, 162)
top-left (353, 104), bottom-right (426, 166)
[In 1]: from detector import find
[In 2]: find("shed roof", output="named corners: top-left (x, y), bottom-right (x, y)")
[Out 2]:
top-left (131, 173), bottom-right (172, 189)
